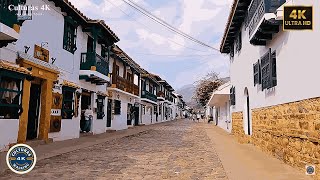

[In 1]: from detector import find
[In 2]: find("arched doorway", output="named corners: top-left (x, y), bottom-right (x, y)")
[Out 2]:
top-left (244, 88), bottom-right (251, 135)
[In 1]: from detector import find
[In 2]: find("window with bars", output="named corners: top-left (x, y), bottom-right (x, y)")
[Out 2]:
top-left (62, 87), bottom-right (75, 119)
top-left (114, 100), bottom-right (121, 115)
top-left (253, 60), bottom-right (261, 86)
top-left (63, 16), bottom-right (77, 54)
top-left (261, 49), bottom-right (277, 90)
top-left (230, 86), bottom-right (236, 106)
top-left (97, 96), bottom-right (105, 119)
top-left (0, 71), bottom-right (24, 119)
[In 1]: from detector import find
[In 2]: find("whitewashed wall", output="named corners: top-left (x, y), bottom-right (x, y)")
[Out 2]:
top-left (141, 101), bottom-right (156, 125)
top-left (0, 120), bottom-right (19, 151)
top-left (216, 102), bottom-right (232, 133)
top-left (230, 0), bottom-right (320, 114)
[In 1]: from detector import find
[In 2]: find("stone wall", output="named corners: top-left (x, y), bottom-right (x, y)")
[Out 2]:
top-left (252, 97), bottom-right (320, 179)
top-left (231, 112), bottom-right (251, 144)
top-left (232, 98), bottom-right (320, 179)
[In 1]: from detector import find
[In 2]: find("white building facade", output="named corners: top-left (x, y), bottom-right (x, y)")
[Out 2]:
top-left (0, 0), bottom-right (119, 151)
top-left (207, 82), bottom-right (232, 133)
top-left (107, 46), bottom-right (142, 130)
top-left (220, 0), bottom-right (320, 175)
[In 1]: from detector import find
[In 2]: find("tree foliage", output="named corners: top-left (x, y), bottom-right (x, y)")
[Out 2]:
top-left (192, 71), bottom-right (223, 107)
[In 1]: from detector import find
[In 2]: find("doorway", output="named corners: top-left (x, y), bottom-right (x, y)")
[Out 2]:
top-left (134, 106), bottom-right (139, 126)
top-left (244, 88), bottom-right (251, 135)
top-left (27, 84), bottom-right (41, 140)
top-left (80, 91), bottom-right (92, 132)
top-left (127, 103), bottom-right (132, 125)
top-left (107, 99), bottom-right (112, 127)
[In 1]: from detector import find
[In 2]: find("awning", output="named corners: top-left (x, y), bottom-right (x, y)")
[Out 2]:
top-left (62, 80), bottom-right (80, 89)
top-left (207, 83), bottom-right (231, 107)
top-left (0, 60), bottom-right (32, 75)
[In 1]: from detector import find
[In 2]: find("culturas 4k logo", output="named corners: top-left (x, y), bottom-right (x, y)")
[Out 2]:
top-left (283, 6), bottom-right (313, 30)
top-left (6, 144), bottom-right (37, 174)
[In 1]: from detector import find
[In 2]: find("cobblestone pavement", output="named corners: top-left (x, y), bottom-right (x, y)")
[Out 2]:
top-left (1, 120), bottom-right (228, 180)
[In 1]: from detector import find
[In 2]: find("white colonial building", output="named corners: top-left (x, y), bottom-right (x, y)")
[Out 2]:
top-left (107, 45), bottom-right (142, 130)
top-left (140, 71), bottom-right (159, 125)
top-left (207, 82), bottom-right (232, 133)
top-left (0, 0), bottom-right (119, 151)
top-left (220, 0), bottom-right (319, 174)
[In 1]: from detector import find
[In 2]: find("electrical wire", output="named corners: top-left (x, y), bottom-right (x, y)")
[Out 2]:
top-left (121, 0), bottom-right (220, 52)
top-left (105, 0), bottom-right (211, 53)
top-left (131, 52), bottom-right (216, 57)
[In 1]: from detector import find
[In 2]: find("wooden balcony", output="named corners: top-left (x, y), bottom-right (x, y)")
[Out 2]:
top-left (247, 0), bottom-right (285, 45)
top-left (141, 90), bottom-right (157, 102)
top-left (112, 74), bottom-right (139, 96)
top-left (80, 52), bottom-right (109, 76)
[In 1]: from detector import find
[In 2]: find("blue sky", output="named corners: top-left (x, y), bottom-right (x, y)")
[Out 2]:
top-left (69, 0), bottom-right (233, 89)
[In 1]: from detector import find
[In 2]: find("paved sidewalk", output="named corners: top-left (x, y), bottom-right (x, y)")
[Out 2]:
top-left (203, 123), bottom-right (312, 180)
top-left (0, 120), bottom-right (174, 175)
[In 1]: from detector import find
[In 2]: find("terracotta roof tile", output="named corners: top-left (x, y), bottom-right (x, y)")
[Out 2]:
top-left (0, 60), bottom-right (32, 75)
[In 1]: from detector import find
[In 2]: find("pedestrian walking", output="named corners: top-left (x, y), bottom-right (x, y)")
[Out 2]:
top-left (82, 105), bottom-right (93, 133)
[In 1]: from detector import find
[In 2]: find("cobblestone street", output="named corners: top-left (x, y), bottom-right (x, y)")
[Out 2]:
top-left (1, 120), bottom-right (228, 180)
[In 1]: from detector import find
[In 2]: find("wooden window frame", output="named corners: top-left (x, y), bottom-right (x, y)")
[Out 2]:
top-left (63, 16), bottom-right (78, 54)
top-left (0, 70), bottom-right (24, 119)
top-left (114, 99), bottom-right (121, 115)
top-left (253, 60), bottom-right (261, 86)
top-left (261, 49), bottom-right (277, 90)
top-left (97, 95), bottom-right (105, 119)
top-left (62, 86), bottom-right (75, 119)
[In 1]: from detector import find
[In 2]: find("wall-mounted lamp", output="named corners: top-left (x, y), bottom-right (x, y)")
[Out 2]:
top-left (51, 57), bottom-right (56, 64)
top-left (117, 94), bottom-right (120, 99)
top-left (24, 46), bottom-right (30, 53)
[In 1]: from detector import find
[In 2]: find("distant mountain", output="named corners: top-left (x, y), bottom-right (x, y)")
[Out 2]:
top-left (176, 84), bottom-right (196, 104)
top-left (176, 77), bottom-right (230, 108)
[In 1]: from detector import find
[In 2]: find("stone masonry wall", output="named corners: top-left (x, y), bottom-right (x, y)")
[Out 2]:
top-left (231, 112), bottom-right (251, 144)
top-left (251, 98), bottom-right (320, 180)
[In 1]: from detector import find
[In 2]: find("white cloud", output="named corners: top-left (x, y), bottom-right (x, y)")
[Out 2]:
top-left (67, 0), bottom-right (232, 88)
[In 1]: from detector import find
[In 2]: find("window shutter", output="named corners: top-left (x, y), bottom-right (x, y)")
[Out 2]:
top-left (261, 49), bottom-right (271, 90)
top-left (271, 51), bottom-right (277, 87)
top-left (230, 86), bottom-right (236, 106)
top-left (253, 59), bottom-right (262, 86)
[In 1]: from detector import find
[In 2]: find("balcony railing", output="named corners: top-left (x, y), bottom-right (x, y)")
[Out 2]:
top-left (0, 0), bottom-right (21, 28)
top-left (248, 0), bottom-right (285, 37)
top-left (112, 74), bottom-right (139, 96)
top-left (80, 52), bottom-right (109, 76)
top-left (141, 90), bottom-right (157, 102)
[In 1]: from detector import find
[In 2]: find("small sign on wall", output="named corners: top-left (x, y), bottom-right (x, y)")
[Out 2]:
top-left (283, 6), bottom-right (313, 31)
top-left (34, 44), bottom-right (49, 62)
